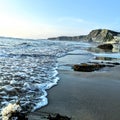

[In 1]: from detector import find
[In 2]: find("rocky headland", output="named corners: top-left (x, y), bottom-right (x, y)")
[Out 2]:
top-left (48, 29), bottom-right (120, 43)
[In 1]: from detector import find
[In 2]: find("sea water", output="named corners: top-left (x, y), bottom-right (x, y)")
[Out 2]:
top-left (0, 38), bottom-right (92, 117)
top-left (0, 38), bottom-right (120, 118)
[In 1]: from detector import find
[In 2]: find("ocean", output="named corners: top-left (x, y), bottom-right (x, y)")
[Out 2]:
top-left (0, 38), bottom-right (92, 114)
top-left (0, 38), bottom-right (120, 117)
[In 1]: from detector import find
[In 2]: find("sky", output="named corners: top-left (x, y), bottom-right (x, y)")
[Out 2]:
top-left (0, 0), bottom-right (120, 39)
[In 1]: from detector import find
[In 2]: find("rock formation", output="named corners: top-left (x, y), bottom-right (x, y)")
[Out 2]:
top-left (73, 63), bottom-right (106, 72)
top-left (48, 114), bottom-right (71, 120)
top-left (97, 44), bottom-right (113, 50)
top-left (73, 62), bottom-right (115, 72)
top-left (86, 29), bottom-right (119, 42)
top-left (48, 29), bottom-right (120, 42)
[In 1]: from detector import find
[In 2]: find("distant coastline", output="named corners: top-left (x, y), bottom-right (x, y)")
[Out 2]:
top-left (1, 28), bottom-right (120, 43)
top-left (0, 36), bottom-right (38, 41)
top-left (48, 29), bottom-right (120, 43)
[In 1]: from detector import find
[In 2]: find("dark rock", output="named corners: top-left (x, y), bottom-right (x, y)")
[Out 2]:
top-left (48, 114), bottom-right (71, 120)
top-left (10, 112), bottom-right (28, 120)
top-left (73, 61), bottom-right (120, 72)
top-left (73, 63), bottom-right (106, 72)
top-left (111, 62), bottom-right (120, 65)
top-left (97, 44), bottom-right (113, 50)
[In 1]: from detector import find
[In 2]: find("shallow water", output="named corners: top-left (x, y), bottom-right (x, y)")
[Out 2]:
top-left (58, 43), bottom-right (120, 71)
top-left (0, 38), bottom-right (120, 118)
top-left (0, 38), bottom-right (92, 117)
top-left (86, 44), bottom-right (120, 63)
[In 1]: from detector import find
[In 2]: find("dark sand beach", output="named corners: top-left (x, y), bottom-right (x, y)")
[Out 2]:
top-left (28, 66), bottom-right (120, 120)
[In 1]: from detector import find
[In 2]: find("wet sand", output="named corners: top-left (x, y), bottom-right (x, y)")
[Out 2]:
top-left (29, 66), bottom-right (120, 120)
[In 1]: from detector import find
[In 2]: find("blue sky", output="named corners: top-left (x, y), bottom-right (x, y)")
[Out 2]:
top-left (0, 0), bottom-right (119, 39)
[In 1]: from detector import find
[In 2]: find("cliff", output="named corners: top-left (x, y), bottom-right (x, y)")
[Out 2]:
top-left (86, 29), bottom-right (120, 42)
top-left (48, 35), bottom-right (86, 41)
top-left (48, 29), bottom-right (120, 42)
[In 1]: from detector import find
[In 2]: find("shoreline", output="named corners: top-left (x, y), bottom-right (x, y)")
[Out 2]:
top-left (28, 66), bottom-right (120, 120)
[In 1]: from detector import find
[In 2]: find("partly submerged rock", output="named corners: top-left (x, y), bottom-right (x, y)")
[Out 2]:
top-left (28, 112), bottom-right (71, 120)
top-left (73, 62), bottom-right (117, 72)
top-left (73, 63), bottom-right (106, 72)
top-left (97, 44), bottom-right (113, 50)
top-left (48, 114), bottom-right (71, 120)
top-left (9, 112), bottom-right (28, 120)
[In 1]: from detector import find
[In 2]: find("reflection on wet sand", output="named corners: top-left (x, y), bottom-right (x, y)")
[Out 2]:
top-left (88, 44), bottom-right (120, 53)
top-left (95, 56), bottom-right (119, 61)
